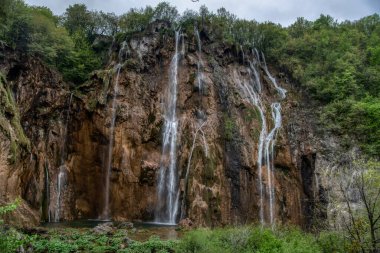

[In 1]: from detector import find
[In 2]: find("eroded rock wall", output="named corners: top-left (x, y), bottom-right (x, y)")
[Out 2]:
top-left (0, 24), bottom-right (331, 228)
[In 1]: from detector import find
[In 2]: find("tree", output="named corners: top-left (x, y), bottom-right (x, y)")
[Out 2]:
top-left (62, 4), bottom-right (92, 36)
top-left (338, 158), bottom-right (380, 253)
top-left (119, 7), bottom-right (154, 33)
top-left (153, 2), bottom-right (179, 23)
top-left (288, 17), bottom-right (312, 38)
top-left (91, 11), bottom-right (119, 36)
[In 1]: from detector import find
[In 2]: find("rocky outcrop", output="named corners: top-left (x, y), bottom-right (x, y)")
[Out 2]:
top-left (0, 47), bottom-right (70, 226)
top-left (0, 23), bottom-right (334, 228)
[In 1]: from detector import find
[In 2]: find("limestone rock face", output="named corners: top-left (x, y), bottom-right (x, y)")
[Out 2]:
top-left (0, 25), bottom-right (331, 228)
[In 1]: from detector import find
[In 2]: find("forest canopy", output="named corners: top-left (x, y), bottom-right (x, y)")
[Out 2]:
top-left (0, 0), bottom-right (379, 156)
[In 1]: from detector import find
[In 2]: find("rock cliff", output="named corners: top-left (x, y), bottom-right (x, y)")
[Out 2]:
top-left (0, 23), bottom-right (332, 228)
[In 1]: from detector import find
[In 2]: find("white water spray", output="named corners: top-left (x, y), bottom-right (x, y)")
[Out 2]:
top-left (264, 103), bottom-right (282, 225)
top-left (156, 32), bottom-right (183, 224)
top-left (101, 64), bottom-right (121, 220)
top-left (261, 53), bottom-right (286, 99)
top-left (238, 50), bottom-right (287, 226)
top-left (261, 50), bottom-right (287, 226)
top-left (53, 93), bottom-right (73, 222)
top-left (237, 68), bottom-right (267, 225)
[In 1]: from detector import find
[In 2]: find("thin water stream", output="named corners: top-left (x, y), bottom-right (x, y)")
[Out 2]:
top-left (156, 31), bottom-right (183, 224)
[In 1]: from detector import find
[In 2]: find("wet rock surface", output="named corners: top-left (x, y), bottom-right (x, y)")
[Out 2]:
top-left (0, 25), bottom-right (338, 228)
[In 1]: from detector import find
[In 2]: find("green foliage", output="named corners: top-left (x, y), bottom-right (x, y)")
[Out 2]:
top-left (317, 231), bottom-right (350, 253)
top-left (153, 2), bottom-right (179, 23)
top-left (5, 228), bottom-right (178, 253)
top-left (177, 226), bottom-right (328, 253)
top-left (0, 225), bottom-right (363, 253)
top-left (1, 0), bottom-right (102, 84)
top-left (276, 13), bottom-right (380, 156)
top-left (62, 4), bottom-right (93, 36)
top-left (223, 114), bottom-right (236, 141)
top-left (57, 30), bottom-right (101, 84)
top-left (121, 236), bottom-right (178, 253)
top-left (0, 228), bottom-right (35, 253)
top-left (0, 198), bottom-right (21, 224)
top-left (119, 7), bottom-right (154, 34)
top-left (0, 73), bottom-right (30, 163)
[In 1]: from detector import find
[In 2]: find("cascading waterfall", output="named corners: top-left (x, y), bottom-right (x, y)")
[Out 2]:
top-left (179, 28), bottom-right (209, 220)
top-left (249, 60), bottom-right (262, 93)
top-left (261, 51), bottom-right (287, 226)
top-left (101, 42), bottom-right (127, 220)
top-left (194, 27), bottom-right (208, 155)
top-left (156, 31), bottom-right (183, 224)
top-left (236, 68), bottom-right (267, 225)
top-left (262, 52), bottom-right (286, 99)
top-left (180, 121), bottom-right (208, 219)
top-left (53, 93), bottom-right (73, 222)
top-left (264, 103), bottom-right (282, 225)
top-left (238, 50), bottom-right (287, 226)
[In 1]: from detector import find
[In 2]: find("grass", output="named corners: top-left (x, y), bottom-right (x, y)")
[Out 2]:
top-left (0, 225), bottom-right (352, 253)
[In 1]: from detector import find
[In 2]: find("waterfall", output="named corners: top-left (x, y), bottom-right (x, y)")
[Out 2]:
top-left (101, 41), bottom-right (128, 220)
top-left (53, 93), bottom-right (73, 222)
top-left (240, 45), bottom-right (245, 63)
top-left (314, 172), bottom-right (319, 199)
top-left (261, 51), bottom-right (287, 226)
top-left (45, 163), bottom-right (51, 222)
top-left (249, 60), bottom-right (262, 93)
top-left (264, 103), bottom-right (282, 225)
top-left (156, 31), bottom-right (183, 224)
top-left (54, 169), bottom-right (66, 222)
top-left (237, 68), bottom-right (267, 225)
top-left (180, 121), bottom-right (208, 219)
top-left (178, 29), bottom-right (209, 220)
top-left (102, 64), bottom-right (121, 220)
top-left (194, 27), bottom-right (208, 156)
top-left (195, 28), bottom-right (204, 95)
top-left (237, 50), bottom-right (287, 226)
top-left (261, 53), bottom-right (286, 99)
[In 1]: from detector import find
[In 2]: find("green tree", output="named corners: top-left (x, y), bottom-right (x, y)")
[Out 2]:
top-left (339, 159), bottom-right (380, 253)
top-left (153, 2), bottom-right (179, 23)
top-left (119, 7), bottom-right (154, 34)
top-left (62, 4), bottom-right (92, 36)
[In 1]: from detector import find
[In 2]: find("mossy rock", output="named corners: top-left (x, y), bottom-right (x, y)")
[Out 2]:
top-left (0, 72), bottom-right (30, 163)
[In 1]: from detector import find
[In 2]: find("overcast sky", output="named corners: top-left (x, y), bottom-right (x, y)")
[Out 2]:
top-left (24, 0), bottom-right (380, 26)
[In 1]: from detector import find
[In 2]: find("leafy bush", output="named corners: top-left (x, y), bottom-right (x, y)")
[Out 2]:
top-left (0, 198), bottom-right (21, 224)
top-left (317, 231), bottom-right (350, 253)
top-left (176, 226), bottom-right (323, 253)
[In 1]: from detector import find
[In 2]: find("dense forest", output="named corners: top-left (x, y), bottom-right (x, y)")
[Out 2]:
top-left (0, 0), bottom-right (380, 252)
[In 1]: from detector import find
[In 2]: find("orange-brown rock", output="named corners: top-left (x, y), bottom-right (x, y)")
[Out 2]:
top-left (0, 25), bottom-right (331, 228)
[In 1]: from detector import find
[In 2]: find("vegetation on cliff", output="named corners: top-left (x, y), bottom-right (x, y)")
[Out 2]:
top-left (0, 72), bottom-right (30, 163)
